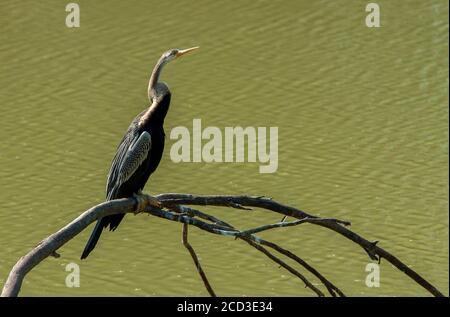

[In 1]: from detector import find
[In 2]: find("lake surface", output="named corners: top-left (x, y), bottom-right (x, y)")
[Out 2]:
top-left (0, 0), bottom-right (448, 296)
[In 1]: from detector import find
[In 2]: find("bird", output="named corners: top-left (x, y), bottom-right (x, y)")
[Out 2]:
top-left (81, 47), bottom-right (199, 259)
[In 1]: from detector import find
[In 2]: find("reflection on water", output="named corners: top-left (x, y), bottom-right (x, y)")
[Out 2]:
top-left (0, 0), bottom-right (448, 296)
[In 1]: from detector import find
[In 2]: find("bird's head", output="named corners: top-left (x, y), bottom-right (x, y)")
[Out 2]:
top-left (160, 47), bottom-right (199, 64)
top-left (148, 46), bottom-right (199, 102)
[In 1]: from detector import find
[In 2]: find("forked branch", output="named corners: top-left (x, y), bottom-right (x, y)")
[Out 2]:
top-left (0, 193), bottom-right (444, 297)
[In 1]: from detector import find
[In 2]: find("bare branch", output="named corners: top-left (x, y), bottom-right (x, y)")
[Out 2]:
top-left (165, 204), bottom-right (232, 228)
top-left (181, 224), bottom-right (216, 297)
top-left (256, 237), bottom-right (345, 297)
top-left (240, 237), bottom-right (325, 297)
top-left (165, 205), bottom-right (330, 296)
top-left (156, 193), bottom-right (445, 297)
top-left (237, 217), bottom-right (350, 237)
top-left (0, 193), bottom-right (444, 297)
top-left (1, 197), bottom-right (148, 297)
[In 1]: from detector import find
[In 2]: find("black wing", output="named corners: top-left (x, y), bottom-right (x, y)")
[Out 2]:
top-left (81, 129), bottom-right (152, 259)
top-left (106, 130), bottom-right (152, 200)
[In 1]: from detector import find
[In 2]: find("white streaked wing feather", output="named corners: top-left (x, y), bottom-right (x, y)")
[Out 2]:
top-left (116, 131), bottom-right (152, 186)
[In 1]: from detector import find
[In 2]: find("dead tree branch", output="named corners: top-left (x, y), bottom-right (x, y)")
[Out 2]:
top-left (181, 223), bottom-right (216, 297)
top-left (0, 193), bottom-right (444, 297)
top-left (157, 194), bottom-right (445, 297)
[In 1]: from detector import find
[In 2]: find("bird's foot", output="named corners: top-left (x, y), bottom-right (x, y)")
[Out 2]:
top-left (133, 192), bottom-right (162, 214)
top-left (133, 192), bottom-right (147, 214)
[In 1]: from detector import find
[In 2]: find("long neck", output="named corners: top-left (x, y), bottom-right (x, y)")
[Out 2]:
top-left (148, 57), bottom-right (167, 101)
top-left (139, 91), bottom-right (171, 128)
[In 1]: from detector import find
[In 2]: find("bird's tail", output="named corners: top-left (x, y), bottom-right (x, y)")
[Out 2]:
top-left (81, 220), bottom-right (105, 259)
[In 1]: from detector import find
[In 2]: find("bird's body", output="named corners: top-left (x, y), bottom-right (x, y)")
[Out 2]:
top-left (104, 93), bottom-right (170, 228)
top-left (81, 47), bottom-right (198, 259)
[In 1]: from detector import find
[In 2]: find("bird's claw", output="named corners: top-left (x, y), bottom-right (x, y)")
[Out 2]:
top-left (133, 192), bottom-right (162, 214)
top-left (133, 193), bottom-right (146, 214)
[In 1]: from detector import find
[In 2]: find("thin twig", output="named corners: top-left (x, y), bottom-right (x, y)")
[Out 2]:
top-left (181, 223), bottom-right (216, 297)
top-left (241, 238), bottom-right (325, 297)
top-left (256, 238), bottom-right (345, 297)
top-left (157, 193), bottom-right (444, 297)
top-left (146, 206), bottom-right (239, 236)
top-left (237, 217), bottom-right (350, 237)
top-left (166, 204), bottom-right (232, 228)
top-left (166, 204), bottom-right (332, 296)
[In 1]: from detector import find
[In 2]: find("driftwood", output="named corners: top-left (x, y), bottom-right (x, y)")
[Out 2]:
top-left (0, 193), bottom-right (444, 297)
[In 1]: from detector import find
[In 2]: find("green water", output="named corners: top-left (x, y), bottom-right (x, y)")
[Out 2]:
top-left (0, 0), bottom-right (448, 296)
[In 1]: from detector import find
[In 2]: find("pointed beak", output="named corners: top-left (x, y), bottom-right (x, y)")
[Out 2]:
top-left (176, 46), bottom-right (199, 58)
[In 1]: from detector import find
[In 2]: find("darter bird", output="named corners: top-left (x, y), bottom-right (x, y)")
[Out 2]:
top-left (81, 47), bottom-right (199, 259)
